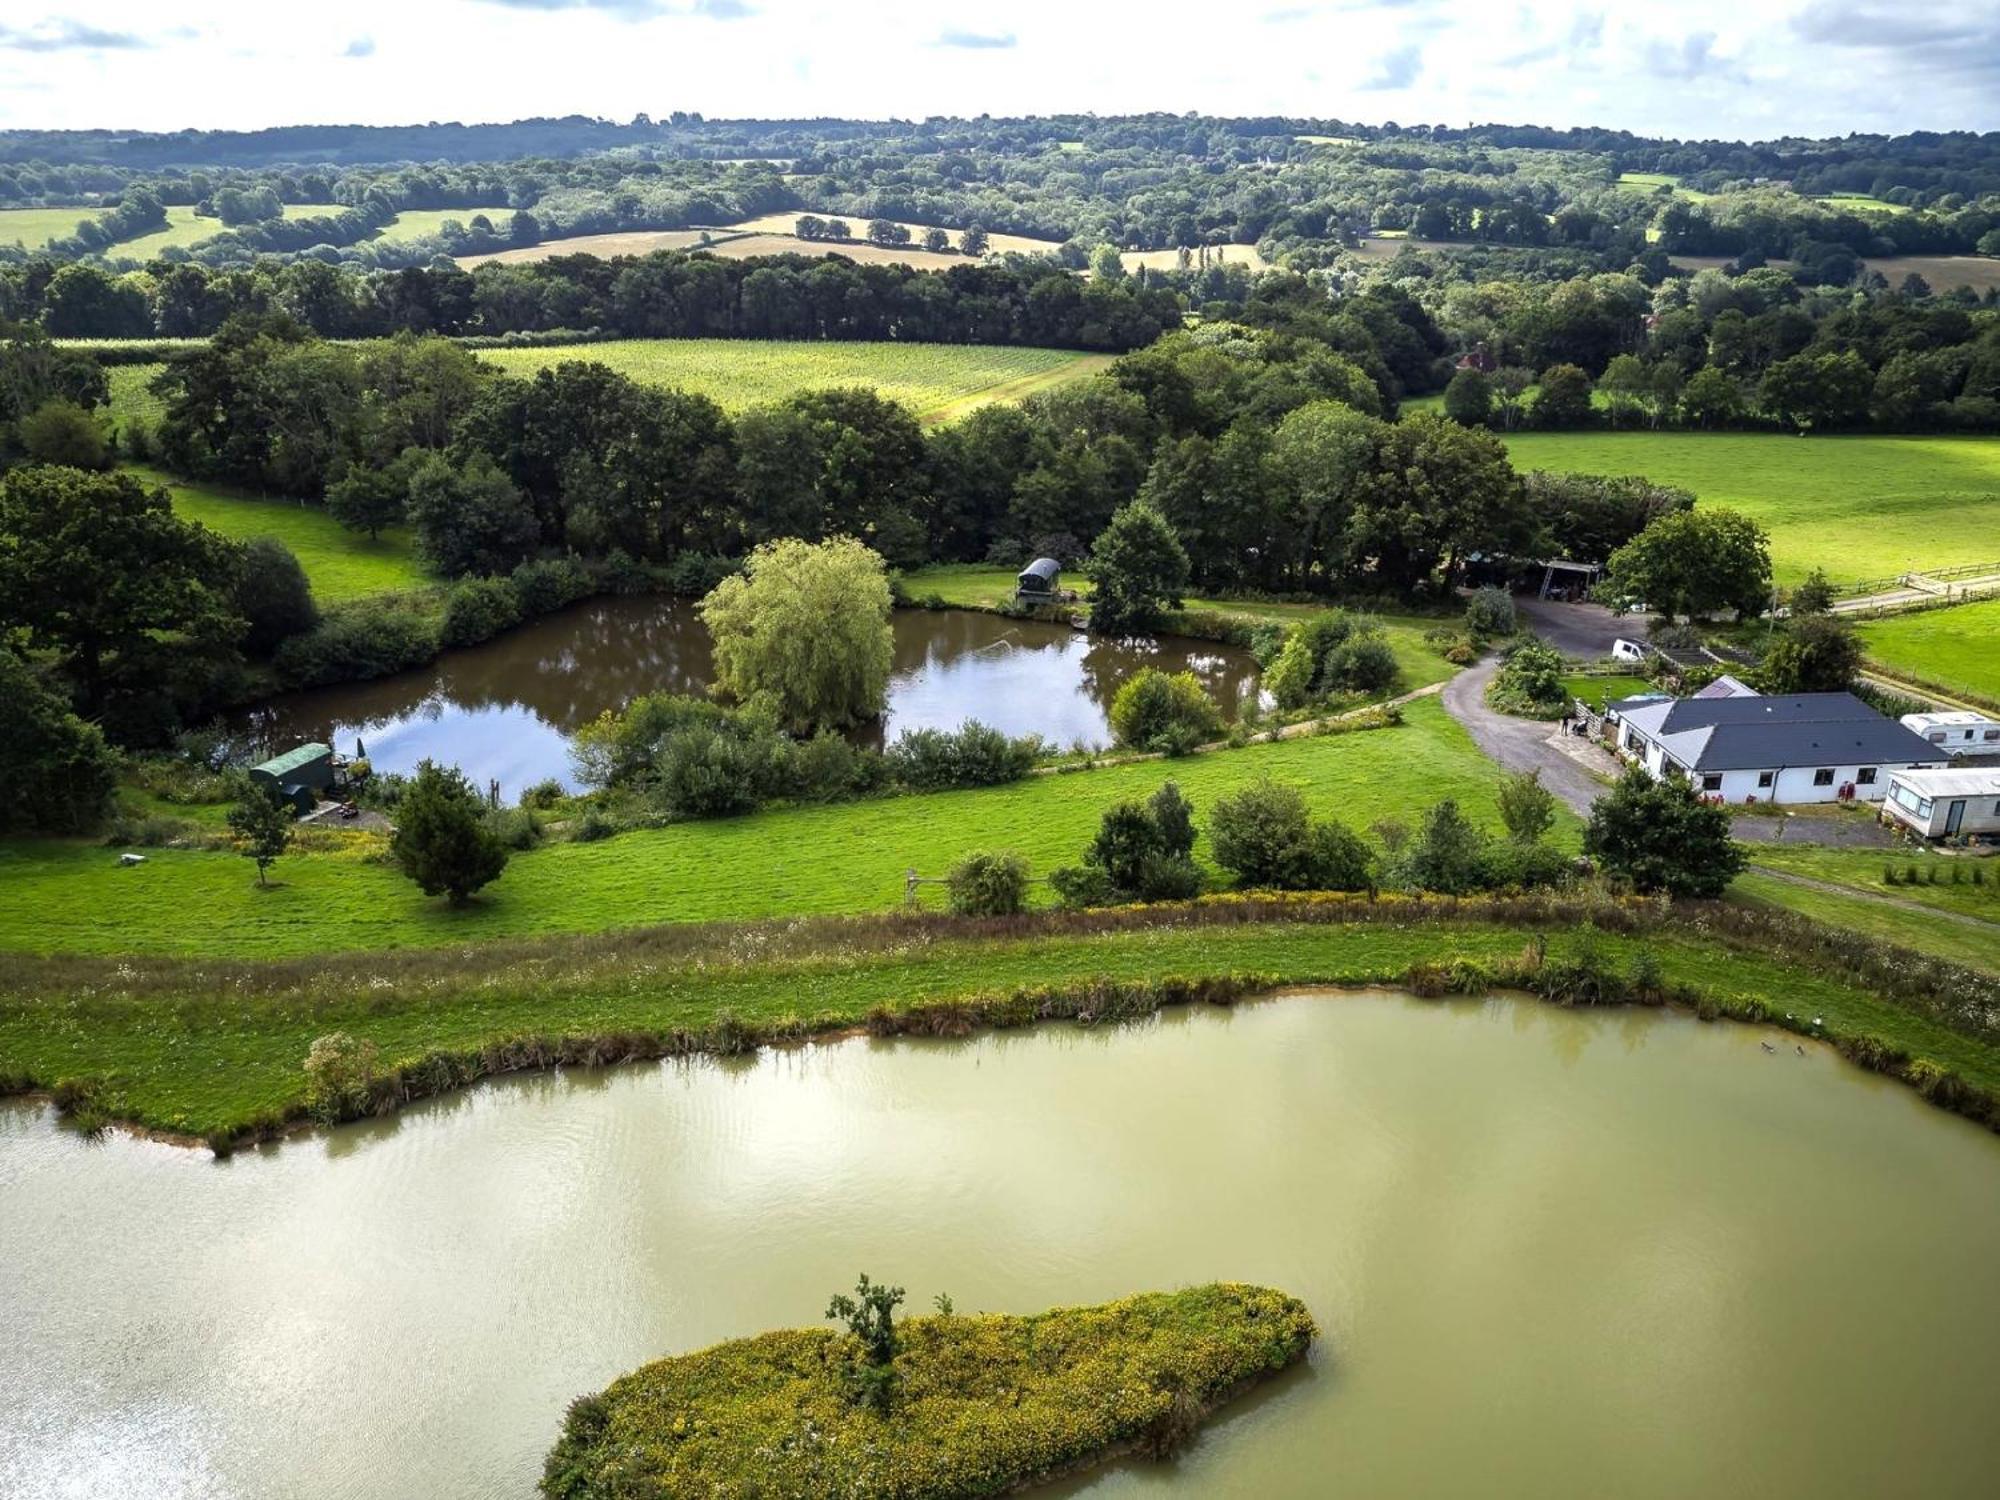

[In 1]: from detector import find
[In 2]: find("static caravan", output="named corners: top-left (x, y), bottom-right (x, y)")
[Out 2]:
top-left (1900, 711), bottom-right (2000, 760)
top-left (1881, 766), bottom-right (2000, 841)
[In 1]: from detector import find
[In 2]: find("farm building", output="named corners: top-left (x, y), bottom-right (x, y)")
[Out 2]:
top-left (1016, 557), bottom-right (1062, 601)
top-left (1900, 711), bottom-right (2000, 759)
top-left (249, 743), bottom-right (334, 815)
top-left (1881, 766), bottom-right (2000, 841)
top-left (1612, 692), bottom-right (1944, 805)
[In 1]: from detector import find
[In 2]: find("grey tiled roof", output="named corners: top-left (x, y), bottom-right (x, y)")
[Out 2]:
top-left (1619, 692), bottom-right (1943, 772)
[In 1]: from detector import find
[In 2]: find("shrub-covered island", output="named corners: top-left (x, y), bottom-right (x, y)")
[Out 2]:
top-left (542, 1282), bottom-right (1315, 1499)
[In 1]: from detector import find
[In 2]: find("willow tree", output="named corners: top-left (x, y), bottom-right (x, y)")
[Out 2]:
top-left (698, 536), bottom-right (894, 734)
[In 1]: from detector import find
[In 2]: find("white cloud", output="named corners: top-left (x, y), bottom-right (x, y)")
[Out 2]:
top-left (1, 0), bottom-right (1995, 137)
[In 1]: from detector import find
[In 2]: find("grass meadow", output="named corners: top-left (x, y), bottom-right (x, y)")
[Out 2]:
top-left (1734, 870), bottom-right (2000, 977)
top-left (1500, 430), bottom-right (2000, 585)
top-left (126, 464), bottom-right (428, 603)
top-left (0, 205), bottom-right (106, 249)
top-left (1857, 598), bottom-right (2000, 704)
top-left (0, 907), bottom-right (1985, 1142)
top-left (0, 699), bottom-right (1544, 958)
top-left (476, 338), bottom-right (1110, 421)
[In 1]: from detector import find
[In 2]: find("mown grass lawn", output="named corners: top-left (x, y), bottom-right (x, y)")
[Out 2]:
top-left (127, 464), bottom-right (430, 604)
top-left (476, 339), bottom-right (1108, 423)
top-left (1858, 598), bottom-right (2000, 704)
top-left (0, 700), bottom-right (1542, 958)
top-left (902, 565), bottom-right (1460, 691)
top-left (1561, 673), bottom-right (1655, 708)
top-left (1500, 430), bottom-right (2000, 586)
top-left (1, 912), bottom-right (1987, 1142)
top-left (1748, 844), bottom-right (2000, 925)
top-left (1733, 872), bottom-right (2000, 977)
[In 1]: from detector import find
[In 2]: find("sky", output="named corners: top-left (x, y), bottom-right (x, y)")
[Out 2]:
top-left (1, 1), bottom-right (1997, 142)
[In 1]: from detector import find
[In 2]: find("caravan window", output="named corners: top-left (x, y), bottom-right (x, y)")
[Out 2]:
top-left (1892, 785), bottom-right (1921, 812)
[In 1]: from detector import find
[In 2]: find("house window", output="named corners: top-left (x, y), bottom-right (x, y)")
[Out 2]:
top-left (1701, 773), bottom-right (1723, 792)
top-left (1857, 767), bottom-right (1877, 785)
top-left (1757, 771), bottom-right (1774, 789)
top-left (1813, 768), bottom-right (1835, 787)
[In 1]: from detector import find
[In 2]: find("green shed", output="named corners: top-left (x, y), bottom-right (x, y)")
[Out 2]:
top-left (249, 743), bottom-right (334, 814)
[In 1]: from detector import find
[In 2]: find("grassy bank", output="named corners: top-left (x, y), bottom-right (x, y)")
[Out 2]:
top-left (476, 339), bottom-right (1109, 423)
top-left (1734, 872), bottom-right (2000, 977)
top-left (0, 699), bottom-right (1519, 958)
top-left (902, 566), bottom-right (1460, 690)
top-left (1858, 597), bottom-right (2000, 705)
top-left (1499, 430), bottom-right (2000, 585)
top-left (2, 898), bottom-right (1995, 1148)
top-left (543, 1283), bottom-right (1313, 1499)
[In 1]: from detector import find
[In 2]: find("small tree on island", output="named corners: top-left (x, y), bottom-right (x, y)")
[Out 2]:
top-left (227, 790), bottom-right (293, 887)
top-left (826, 1273), bottom-right (904, 1412)
top-left (391, 760), bottom-right (508, 905)
top-left (1585, 767), bottom-right (1746, 898)
top-left (1087, 500), bottom-right (1190, 635)
top-left (699, 536), bottom-right (894, 734)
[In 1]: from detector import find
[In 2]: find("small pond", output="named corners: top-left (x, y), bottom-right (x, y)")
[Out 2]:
top-left (3, 991), bottom-right (1998, 1499)
top-left (232, 600), bottom-right (1263, 793)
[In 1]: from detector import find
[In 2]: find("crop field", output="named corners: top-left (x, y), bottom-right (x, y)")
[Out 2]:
top-left (1500, 430), bottom-right (2000, 585)
top-left (1120, 244), bottom-right (1269, 273)
top-left (476, 338), bottom-right (1109, 420)
top-left (723, 212), bottom-right (1061, 256)
top-left (1858, 598), bottom-right (2000, 703)
top-left (125, 465), bottom-right (428, 603)
top-left (457, 228), bottom-right (727, 266)
top-left (0, 698), bottom-right (1545, 958)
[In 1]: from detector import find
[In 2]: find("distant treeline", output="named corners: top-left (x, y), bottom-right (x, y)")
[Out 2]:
top-left (0, 248), bottom-right (1184, 349)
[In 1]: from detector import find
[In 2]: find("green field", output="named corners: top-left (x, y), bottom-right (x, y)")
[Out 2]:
top-left (1561, 673), bottom-right (1655, 708)
top-left (0, 907), bottom-right (1987, 1143)
top-left (1735, 870), bottom-right (2000, 977)
top-left (476, 339), bottom-right (1110, 421)
top-left (1858, 598), bottom-right (2000, 704)
top-left (112, 206), bottom-right (229, 260)
top-left (374, 205), bottom-right (514, 242)
top-left (1501, 430), bottom-right (2000, 585)
top-left (0, 205), bottom-right (106, 249)
top-left (1616, 172), bottom-right (1712, 203)
top-left (128, 465), bottom-right (428, 604)
top-left (105, 364), bottom-right (166, 429)
top-left (902, 565), bottom-right (1459, 690)
top-left (0, 699), bottom-right (1546, 958)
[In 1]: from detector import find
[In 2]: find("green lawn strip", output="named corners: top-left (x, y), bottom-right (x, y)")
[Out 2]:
top-left (1499, 431), bottom-right (2000, 586)
top-left (1857, 597), bottom-right (2000, 704)
top-left (1733, 872), bottom-right (2000, 978)
top-left (125, 464), bottom-right (430, 603)
top-left (0, 700), bottom-right (1543, 957)
top-left (1, 915), bottom-right (1985, 1142)
top-left (1747, 844), bottom-right (2000, 923)
top-left (1560, 673), bottom-right (1655, 708)
top-left (546, 1284), bottom-right (1313, 1498)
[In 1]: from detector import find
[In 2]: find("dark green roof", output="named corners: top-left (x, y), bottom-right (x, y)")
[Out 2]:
top-left (253, 743), bottom-right (332, 778)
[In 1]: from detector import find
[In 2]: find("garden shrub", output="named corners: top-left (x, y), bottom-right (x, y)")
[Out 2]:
top-left (945, 851), bottom-right (1033, 917)
top-left (1108, 669), bottom-right (1223, 754)
top-left (1051, 782), bottom-right (1203, 906)
top-left (1264, 611), bottom-right (1397, 710)
top-left (1489, 640), bottom-right (1567, 716)
top-left (887, 722), bottom-right (1040, 790)
top-left (1464, 586), bottom-right (1516, 639)
top-left (1208, 778), bottom-right (1371, 892)
top-left (275, 597), bottom-right (439, 688)
top-left (303, 1031), bottom-right (380, 1123)
top-left (441, 575), bottom-right (523, 648)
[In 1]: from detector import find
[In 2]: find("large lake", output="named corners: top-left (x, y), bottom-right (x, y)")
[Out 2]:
top-left (233, 601), bottom-right (1263, 794)
top-left (3, 991), bottom-right (1997, 1498)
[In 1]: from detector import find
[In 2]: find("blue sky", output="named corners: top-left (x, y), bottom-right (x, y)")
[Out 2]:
top-left (2, 1), bottom-right (1996, 139)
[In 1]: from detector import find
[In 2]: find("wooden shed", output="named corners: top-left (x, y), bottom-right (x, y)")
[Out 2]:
top-left (249, 743), bottom-right (334, 815)
top-left (1016, 557), bottom-right (1062, 601)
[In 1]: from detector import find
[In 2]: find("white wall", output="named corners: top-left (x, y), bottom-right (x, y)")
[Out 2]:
top-left (1622, 728), bottom-right (1921, 805)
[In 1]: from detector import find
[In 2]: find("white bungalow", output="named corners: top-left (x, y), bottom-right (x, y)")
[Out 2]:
top-left (1612, 691), bottom-right (1946, 805)
top-left (1881, 766), bottom-right (2000, 841)
top-left (1900, 711), bottom-right (2000, 760)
